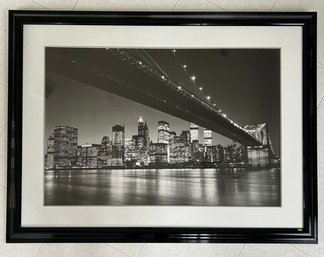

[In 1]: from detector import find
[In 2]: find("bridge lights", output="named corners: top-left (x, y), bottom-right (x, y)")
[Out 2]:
top-left (138, 61), bottom-right (142, 65)
top-left (183, 64), bottom-right (187, 68)
top-left (213, 103), bottom-right (216, 107)
top-left (161, 75), bottom-right (165, 80)
top-left (172, 49), bottom-right (176, 53)
top-left (178, 86), bottom-right (182, 90)
top-left (206, 96), bottom-right (211, 100)
top-left (199, 87), bottom-right (203, 91)
top-left (191, 76), bottom-right (196, 81)
top-left (191, 94), bottom-right (194, 98)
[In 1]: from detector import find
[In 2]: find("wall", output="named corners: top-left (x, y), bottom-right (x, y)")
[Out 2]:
top-left (0, 0), bottom-right (323, 256)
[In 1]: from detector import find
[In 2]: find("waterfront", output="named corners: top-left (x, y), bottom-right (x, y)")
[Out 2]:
top-left (44, 168), bottom-right (280, 206)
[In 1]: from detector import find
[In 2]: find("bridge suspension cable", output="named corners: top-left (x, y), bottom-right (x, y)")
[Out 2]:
top-left (169, 49), bottom-right (241, 128)
top-left (170, 49), bottom-right (220, 109)
top-left (141, 49), bottom-right (169, 77)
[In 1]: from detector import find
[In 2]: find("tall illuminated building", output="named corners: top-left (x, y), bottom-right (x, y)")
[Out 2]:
top-left (157, 121), bottom-right (170, 144)
top-left (143, 122), bottom-right (149, 148)
top-left (138, 116), bottom-right (150, 149)
top-left (112, 124), bottom-right (125, 146)
top-left (47, 125), bottom-right (78, 168)
top-left (97, 136), bottom-right (112, 168)
top-left (124, 138), bottom-right (138, 163)
top-left (157, 121), bottom-right (170, 162)
top-left (190, 123), bottom-right (199, 142)
top-left (203, 128), bottom-right (213, 146)
top-left (169, 134), bottom-right (192, 164)
top-left (112, 124), bottom-right (125, 166)
top-left (149, 142), bottom-right (168, 164)
top-left (81, 143), bottom-right (100, 168)
top-left (138, 115), bottom-right (144, 135)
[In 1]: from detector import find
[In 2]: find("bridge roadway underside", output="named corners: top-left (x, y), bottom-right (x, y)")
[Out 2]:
top-left (46, 48), bottom-right (262, 146)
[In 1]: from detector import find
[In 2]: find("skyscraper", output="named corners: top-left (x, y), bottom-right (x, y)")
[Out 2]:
top-left (112, 125), bottom-right (125, 166)
top-left (157, 121), bottom-right (170, 144)
top-left (169, 135), bottom-right (192, 164)
top-left (97, 136), bottom-right (112, 168)
top-left (157, 121), bottom-right (170, 162)
top-left (81, 143), bottom-right (100, 168)
top-left (203, 128), bottom-right (213, 146)
top-left (143, 122), bottom-right (150, 148)
top-left (51, 125), bottom-right (78, 168)
top-left (138, 116), bottom-right (150, 149)
top-left (190, 123), bottom-right (199, 142)
top-left (112, 124), bottom-right (125, 146)
top-left (192, 139), bottom-right (204, 163)
top-left (138, 115), bottom-right (144, 136)
top-left (149, 142), bottom-right (168, 164)
top-left (124, 138), bottom-right (138, 166)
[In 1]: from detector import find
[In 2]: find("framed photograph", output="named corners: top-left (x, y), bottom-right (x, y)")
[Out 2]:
top-left (7, 11), bottom-right (317, 243)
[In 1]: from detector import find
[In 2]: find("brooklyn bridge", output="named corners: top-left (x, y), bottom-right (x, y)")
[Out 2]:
top-left (46, 47), bottom-right (277, 164)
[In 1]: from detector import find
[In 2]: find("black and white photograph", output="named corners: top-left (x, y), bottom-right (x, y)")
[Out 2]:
top-left (44, 47), bottom-right (281, 206)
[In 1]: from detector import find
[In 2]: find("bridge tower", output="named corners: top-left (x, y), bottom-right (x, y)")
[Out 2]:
top-left (243, 123), bottom-right (275, 168)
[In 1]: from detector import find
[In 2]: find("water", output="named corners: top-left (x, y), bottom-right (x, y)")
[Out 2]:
top-left (44, 168), bottom-right (280, 206)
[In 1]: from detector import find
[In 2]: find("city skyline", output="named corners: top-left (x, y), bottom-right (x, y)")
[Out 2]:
top-left (47, 115), bottom-right (228, 148)
top-left (47, 120), bottom-right (234, 149)
top-left (45, 111), bottom-right (274, 170)
top-left (45, 119), bottom-right (252, 169)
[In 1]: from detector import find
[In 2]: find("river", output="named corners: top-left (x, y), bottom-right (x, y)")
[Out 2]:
top-left (44, 168), bottom-right (280, 206)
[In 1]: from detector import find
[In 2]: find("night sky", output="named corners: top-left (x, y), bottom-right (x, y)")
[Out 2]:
top-left (45, 48), bottom-right (280, 154)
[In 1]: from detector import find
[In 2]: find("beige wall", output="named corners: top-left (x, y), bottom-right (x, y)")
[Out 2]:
top-left (0, 0), bottom-right (323, 256)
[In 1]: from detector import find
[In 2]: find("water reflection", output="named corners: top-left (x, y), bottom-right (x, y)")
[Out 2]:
top-left (44, 168), bottom-right (280, 206)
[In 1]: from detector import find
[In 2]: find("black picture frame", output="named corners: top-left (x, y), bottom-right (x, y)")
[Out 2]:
top-left (6, 11), bottom-right (317, 243)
